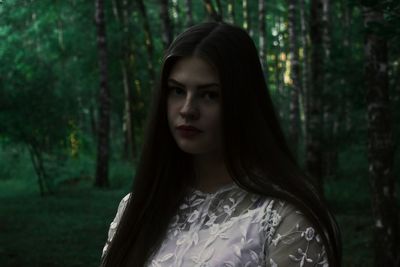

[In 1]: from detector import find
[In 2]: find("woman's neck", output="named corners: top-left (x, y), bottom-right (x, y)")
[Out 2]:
top-left (192, 153), bottom-right (233, 193)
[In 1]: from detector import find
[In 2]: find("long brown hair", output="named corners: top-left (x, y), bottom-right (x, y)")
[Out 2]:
top-left (101, 22), bottom-right (341, 267)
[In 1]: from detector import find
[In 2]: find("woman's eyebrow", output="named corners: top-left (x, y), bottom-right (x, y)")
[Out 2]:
top-left (167, 78), bottom-right (220, 89)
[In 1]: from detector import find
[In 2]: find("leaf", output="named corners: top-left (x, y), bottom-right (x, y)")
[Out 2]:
top-left (176, 234), bottom-right (187, 245)
top-left (249, 249), bottom-right (259, 261)
top-left (179, 203), bottom-right (189, 209)
top-left (192, 198), bottom-right (205, 206)
top-left (192, 232), bottom-right (199, 245)
top-left (289, 254), bottom-right (301, 261)
top-left (202, 247), bottom-right (215, 262)
top-left (240, 225), bottom-right (247, 238)
top-left (159, 253), bottom-right (174, 262)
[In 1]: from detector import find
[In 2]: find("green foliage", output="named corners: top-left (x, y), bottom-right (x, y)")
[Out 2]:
top-left (109, 160), bottom-right (135, 189)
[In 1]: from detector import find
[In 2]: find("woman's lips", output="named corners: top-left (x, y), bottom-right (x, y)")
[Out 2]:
top-left (176, 125), bottom-right (202, 131)
top-left (176, 125), bottom-right (202, 138)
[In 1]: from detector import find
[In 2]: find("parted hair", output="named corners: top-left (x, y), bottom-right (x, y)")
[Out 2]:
top-left (101, 22), bottom-right (341, 267)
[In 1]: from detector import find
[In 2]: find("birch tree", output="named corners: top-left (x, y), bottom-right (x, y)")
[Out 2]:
top-left (160, 0), bottom-right (173, 49)
top-left (203, 0), bottom-right (222, 21)
top-left (184, 0), bottom-right (194, 27)
top-left (287, 0), bottom-right (301, 159)
top-left (362, 1), bottom-right (398, 265)
top-left (306, 0), bottom-right (324, 192)
top-left (94, 0), bottom-right (110, 187)
top-left (258, 0), bottom-right (267, 72)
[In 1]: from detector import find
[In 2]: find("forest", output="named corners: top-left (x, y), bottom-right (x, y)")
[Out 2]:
top-left (0, 0), bottom-right (399, 266)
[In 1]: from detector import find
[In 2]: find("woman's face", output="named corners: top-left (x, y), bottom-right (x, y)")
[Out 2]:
top-left (167, 56), bottom-right (223, 156)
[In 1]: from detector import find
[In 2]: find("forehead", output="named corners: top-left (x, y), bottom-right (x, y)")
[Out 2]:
top-left (168, 57), bottom-right (220, 85)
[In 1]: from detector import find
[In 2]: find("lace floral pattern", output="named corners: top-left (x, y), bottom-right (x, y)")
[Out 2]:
top-left (103, 183), bottom-right (329, 266)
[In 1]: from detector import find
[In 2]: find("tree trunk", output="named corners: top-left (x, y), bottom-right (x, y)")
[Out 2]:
top-left (321, 0), bottom-right (337, 179)
top-left (160, 0), bottom-right (173, 49)
top-left (136, 0), bottom-right (156, 83)
top-left (299, 0), bottom-right (310, 143)
top-left (94, 0), bottom-right (110, 188)
top-left (215, 0), bottom-right (223, 19)
top-left (203, 0), bottom-right (222, 22)
top-left (242, 0), bottom-right (252, 36)
top-left (28, 144), bottom-right (52, 196)
top-left (227, 0), bottom-right (235, 24)
top-left (258, 0), bottom-right (267, 73)
top-left (113, 0), bottom-right (138, 162)
top-left (121, 62), bottom-right (136, 161)
top-left (89, 104), bottom-right (97, 139)
top-left (306, 0), bottom-right (324, 192)
top-left (338, 0), bottom-right (353, 137)
top-left (171, 0), bottom-right (183, 35)
top-left (184, 0), bottom-right (194, 27)
top-left (362, 2), bottom-right (399, 265)
top-left (395, 58), bottom-right (400, 105)
top-left (287, 0), bottom-right (301, 160)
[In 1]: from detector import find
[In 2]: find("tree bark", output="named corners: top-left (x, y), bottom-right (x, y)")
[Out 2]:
top-left (121, 62), bottom-right (136, 161)
top-left (242, 0), bottom-right (252, 36)
top-left (203, 0), bottom-right (222, 22)
top-left (160, 0), bottom-right (173, 49)
top-left (321, 0), bottom-right (337, 179)
top-left (89, 103), bottom-right (97, 139)
top-left (299, 0), bottom-right (310, 143)
top-left (215, 0), bottom-right (223, 19)
top-left (338, 0), bottom-right (353, 136)
top-left (94, 0), bottom-right (110, 188)
top-left (28, 144), bottom-right (52, 196)
top-left (258, 0), bottom-right (267, 73)
top-left (171, 0), bottom-right (182, 35)
top-left (287, 0), bottom-right (301, 160)
top-left (362, 2), bottom-right (399, 265)
top-left (110, 0), bottom-right (138, 162)
top-left (136, 0), bottom-right (156, 83)
top-left (306, 0), bottom-right (324, 192)
top-left (184, 0), bottom-right (194, 27)
top-left (227, 0), bottom-right (235, 24)
top-left (395, 59), bottom-right (400, 105)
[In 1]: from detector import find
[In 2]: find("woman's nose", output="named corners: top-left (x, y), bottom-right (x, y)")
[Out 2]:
top-left (179, 96), bottom-right (199, 120)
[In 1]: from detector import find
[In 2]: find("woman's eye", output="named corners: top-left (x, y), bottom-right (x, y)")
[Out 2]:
top-left (202, 91), bottom-right (219, 100)
top-left (169, 86), bottom-right (185, 96)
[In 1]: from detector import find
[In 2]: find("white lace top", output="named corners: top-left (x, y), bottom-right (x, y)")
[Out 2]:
top-left (102, 182), bottom-right (329, 267)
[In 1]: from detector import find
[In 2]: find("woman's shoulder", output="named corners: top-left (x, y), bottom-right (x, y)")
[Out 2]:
top-left (255, 196), bottom-right (329, 266)
top-left (102, 193), bottom-right (132, 257)
top-left (120, 192), bottom-right (131, 206)
top-left (108, 193), bottom-right (132, 236)
top-left (114, 193), bottom-right (131, 218)
top-left (256, 195), bottom-right (323, 241)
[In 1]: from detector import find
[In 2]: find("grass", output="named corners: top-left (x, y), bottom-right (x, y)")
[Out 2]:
top-left (0, 143), bottom-right (391, 266)
top-left (0, 146), bottom-right (133, 267)
top-left (0, 179), bottom-right (375, 267)
top-left (0, 183), bottom-right (128, 267)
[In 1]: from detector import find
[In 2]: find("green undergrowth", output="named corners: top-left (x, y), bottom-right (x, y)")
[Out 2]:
top-left (0, 186), bottom-right (128, 267)
top-left (0, 180), bottom-right (375, 267)
top-left (0, 143), bottom-right (391, 266)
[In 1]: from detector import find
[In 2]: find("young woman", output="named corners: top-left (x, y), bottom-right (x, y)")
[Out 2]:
top-left (101, 22), bottom-right (341, 267)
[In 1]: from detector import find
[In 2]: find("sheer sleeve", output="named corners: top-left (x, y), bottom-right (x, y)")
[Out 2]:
top-left (265, 201), bottom-right (329, 267)
top-left (101, 193), bottom-right (131, 257)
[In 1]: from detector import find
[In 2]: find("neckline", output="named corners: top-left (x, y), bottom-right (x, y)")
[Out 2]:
top-left (189, 181), bottom-right (238, 196)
